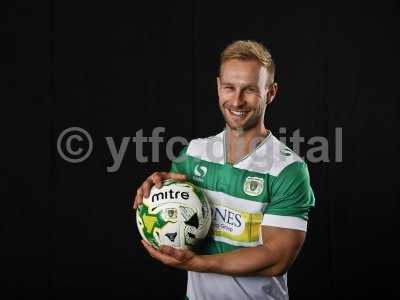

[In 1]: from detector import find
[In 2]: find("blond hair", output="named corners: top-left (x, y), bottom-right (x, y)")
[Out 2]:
top-left (220, 40), bottom-right (275, 84)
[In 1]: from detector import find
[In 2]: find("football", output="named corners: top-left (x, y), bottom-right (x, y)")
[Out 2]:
top-left (136, 179), bottom-right (211, 250)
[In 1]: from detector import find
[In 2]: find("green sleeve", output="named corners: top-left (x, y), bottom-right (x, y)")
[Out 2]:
top-left (264, 161), bottom-right (315, 220)
top-left (169, 145), bottom-right (189, 175)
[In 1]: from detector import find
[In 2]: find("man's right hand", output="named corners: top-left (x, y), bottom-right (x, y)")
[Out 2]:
top-left (133, 172), bottom-right (187, 209)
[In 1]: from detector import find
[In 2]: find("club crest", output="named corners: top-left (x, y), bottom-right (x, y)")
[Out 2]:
top-left (243, 176), bottom-right (264, 196)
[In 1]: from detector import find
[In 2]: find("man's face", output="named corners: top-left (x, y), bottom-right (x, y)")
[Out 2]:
top-left (217, 59), bottom-right (274, 131)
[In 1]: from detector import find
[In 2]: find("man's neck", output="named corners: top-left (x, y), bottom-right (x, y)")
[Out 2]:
top-left (225, 124), bottom-right (269, 165)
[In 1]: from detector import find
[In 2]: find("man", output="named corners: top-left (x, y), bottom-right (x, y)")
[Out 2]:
top-left (133, 40), bottom-right (315, 300)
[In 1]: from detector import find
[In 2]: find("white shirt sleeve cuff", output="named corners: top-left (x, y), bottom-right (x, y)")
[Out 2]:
top-left (262, 214), bottom-right (308, 232)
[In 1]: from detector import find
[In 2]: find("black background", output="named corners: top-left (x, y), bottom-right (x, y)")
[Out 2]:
top-left (1, 1), bottom-right (399, 299)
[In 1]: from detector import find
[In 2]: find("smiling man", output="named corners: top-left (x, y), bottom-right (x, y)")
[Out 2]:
top-left (134, 40), bottom-right (315, 300)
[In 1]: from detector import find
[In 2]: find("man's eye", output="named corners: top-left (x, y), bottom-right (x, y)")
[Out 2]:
top-left (246, 88), bottom-right (257, 93)
top-left (224, 86), bottom-right (234, 91)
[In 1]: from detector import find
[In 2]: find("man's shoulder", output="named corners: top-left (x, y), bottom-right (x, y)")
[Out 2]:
top-left (185, 130), bottom-right (225, 163)
top-left (239, 133), bottom-right (305, 177)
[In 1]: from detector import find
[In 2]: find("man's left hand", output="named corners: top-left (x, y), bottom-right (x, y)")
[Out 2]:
top-left (141, 240), bottom-right (208, 272)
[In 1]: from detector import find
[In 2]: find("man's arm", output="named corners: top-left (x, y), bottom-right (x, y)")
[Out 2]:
top-left (141, 224), bottom-right (306, 277)
top-left (207, 225), bottom-right (305, 277)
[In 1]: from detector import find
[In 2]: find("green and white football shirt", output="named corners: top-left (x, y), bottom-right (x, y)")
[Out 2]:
top-left (170, 129), bottom-right (315, 300)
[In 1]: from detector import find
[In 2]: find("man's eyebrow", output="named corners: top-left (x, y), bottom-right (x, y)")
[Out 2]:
top-left (221, 82), bottom-right (256, 87)
top-left (220, 81), bottom-right (234, 86)
top-left (220, 81), bottom-right (260, 91)
top-left (243, 84), bottom-right (259, 89)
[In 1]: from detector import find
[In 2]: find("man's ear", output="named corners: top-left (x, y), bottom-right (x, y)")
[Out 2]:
top-left (266, 82), bottom-right (278, 105)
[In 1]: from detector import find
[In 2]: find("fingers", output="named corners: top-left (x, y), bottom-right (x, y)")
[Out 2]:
top-left (141, 239), bottom-right (156, 255)
top-left (168, 172), bottom-right (187, 181)
top-left (133, 172), bottom-right (158, 209)
top-left (141, 240), bottom-right (161, 259)
top-left (152, 172), bottom-right (186, 188)
top-left (160, 245), bottom-right (183, 260)
top-left (160, 245), bottom-right (194, 262)
top-left (142, 176), bottom-right (154, 198)
top-left (141, 240), bottom-right (180, 266)
top-left (133, 188), bottom-right (143, 209)
top-left (152, 172), bottom-right (164, 189)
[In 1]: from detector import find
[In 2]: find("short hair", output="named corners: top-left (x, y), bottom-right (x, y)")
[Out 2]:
top-left (220, 40), bottom-right (275, 84)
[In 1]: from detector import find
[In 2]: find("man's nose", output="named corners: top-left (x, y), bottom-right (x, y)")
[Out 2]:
top-left (230, 90), bottom-right (245, 107)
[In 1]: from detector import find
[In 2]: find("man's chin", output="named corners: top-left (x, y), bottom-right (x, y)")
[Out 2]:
top-left (224, 117), bottom-right (258, 132)
top-left (225, 120), bottom-right (247, 132)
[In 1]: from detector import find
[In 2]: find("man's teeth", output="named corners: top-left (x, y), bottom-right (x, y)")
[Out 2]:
top-left (229, 109), bottom-right (245, 116)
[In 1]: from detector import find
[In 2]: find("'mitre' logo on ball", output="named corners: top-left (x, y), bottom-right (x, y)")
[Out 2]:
top-left (151, 189), bottom-right (189, 202)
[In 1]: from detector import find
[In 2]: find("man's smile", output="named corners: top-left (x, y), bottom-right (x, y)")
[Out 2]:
top-left (226, 107), bottom-right (250, 120)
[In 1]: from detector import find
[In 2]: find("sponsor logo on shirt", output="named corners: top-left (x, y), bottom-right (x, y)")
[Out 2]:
top-left (193, 164), bottom-right (207, 182)
top-left (212, 206), bottom-right (244, 234)
top-left (211, 205), bottom-right (262, 244)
